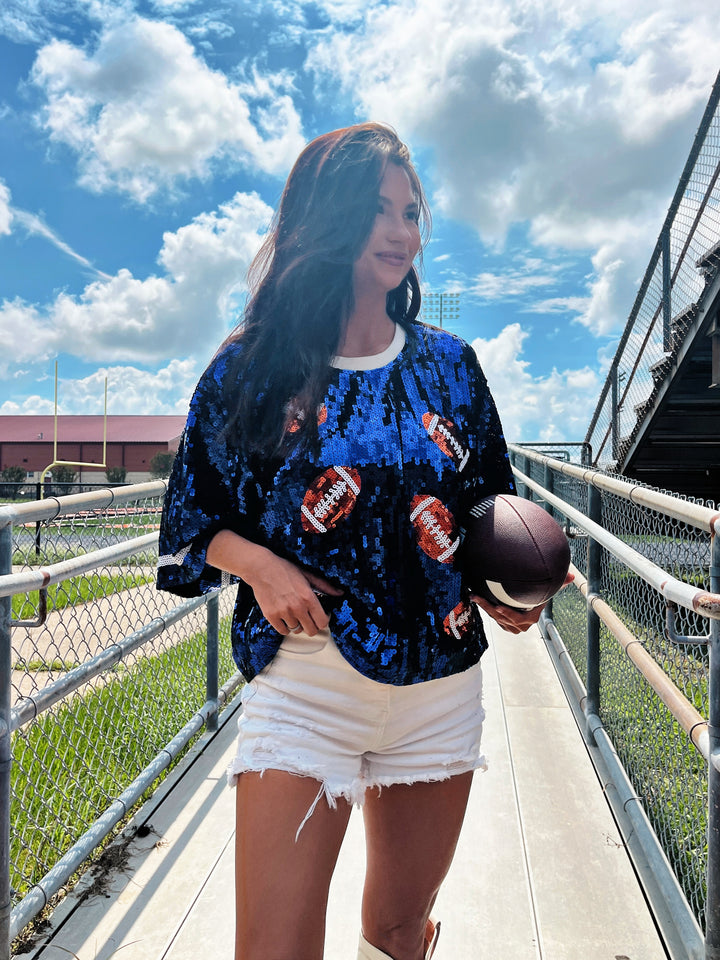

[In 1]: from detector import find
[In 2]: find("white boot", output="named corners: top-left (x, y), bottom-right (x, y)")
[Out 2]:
top-left (357, 933), bottom-right (394, 959)
top-left (357, 918), bottom-right (440, 960)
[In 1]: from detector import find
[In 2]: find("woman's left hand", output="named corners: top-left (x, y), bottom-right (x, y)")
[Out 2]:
top-left (471, 572), bottom-right (574, 635)
top-left (470, 596), bottom-right (545, 634)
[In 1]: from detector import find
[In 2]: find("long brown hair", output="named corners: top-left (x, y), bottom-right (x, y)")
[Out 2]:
top-left (222, 122), bottom-right (431, 453)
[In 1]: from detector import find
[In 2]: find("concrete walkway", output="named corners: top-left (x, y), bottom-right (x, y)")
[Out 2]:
top-left (20, 617), bottom-right (670, 959)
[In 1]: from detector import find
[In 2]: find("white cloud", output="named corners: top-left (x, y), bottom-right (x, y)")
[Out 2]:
top-left (151, 0), bottom-right (198, 8)
top-left (309, 0), bottom-right (720, 337)
top-left (58, 359), bottom-right (200, 414)
top-left (0, 181), bottom-right (12, 235)
top-left (185, 17), bottom-right (235, 40)
top-left (311, 0), bottom-right (377, 23)
top-left (0, 301), bottom-right (50, 375)
top-left (0, 359), bottom-right (199, 415)
top-left (0, 395), bottom-right (55, 415)
top-left (472, 323), bottom-right (601, 442)
top-left (0, 177), bottom-right (112, 274)
top-left (0, 0), bottom-right (136, 44)
top-left (0, 190), bottom-right (272, 375)
top-left (0, 0), bottom-right (49, 43)
top-left (525, 296), bottom-right (589, 315)
top-left (12, 208), bottom-right (110, 277)
top-left (527, 206), bottom-right (671, 333)
top-left (31, 16), bottom-right (305, 200)
top-left (599, 11), bottom-right (720, 143)
top-left (472, 269), bottom-right (556, 301)
top-left (259, 0), bottom-right (378, 26)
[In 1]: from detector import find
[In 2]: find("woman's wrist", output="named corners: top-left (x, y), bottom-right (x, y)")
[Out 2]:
top-left (206, 529), bottom-right (274, 586)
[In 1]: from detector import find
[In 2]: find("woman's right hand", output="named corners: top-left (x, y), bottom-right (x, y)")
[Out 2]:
top-left (246, 553), bottom-right (343, 636)
top-left (206, 529), bottom-right (343, 636)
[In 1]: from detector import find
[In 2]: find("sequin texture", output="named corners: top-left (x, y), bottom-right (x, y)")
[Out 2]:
top-left (157, 322), bottom-right (514, 684)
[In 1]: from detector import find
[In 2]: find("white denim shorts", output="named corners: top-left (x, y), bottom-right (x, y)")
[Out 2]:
top-left (227, 629), bottom-right (486, 828)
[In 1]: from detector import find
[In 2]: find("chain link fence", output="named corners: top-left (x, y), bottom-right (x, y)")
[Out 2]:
top-left (585, 70), bottom-right (720, 472)
top-left (511, 444), bottom-right (715, 936)
top-left (0, 483), bottom-right (241, 951)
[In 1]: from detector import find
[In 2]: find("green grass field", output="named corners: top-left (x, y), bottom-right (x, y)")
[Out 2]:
top-left (553, 584), bottom-right (709, 928)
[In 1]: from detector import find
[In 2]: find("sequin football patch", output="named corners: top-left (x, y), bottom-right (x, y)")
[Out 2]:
top-left (409, 494), bottom-right (459, 563)
top-left (301, 466), bottom-right (362, 534)
top-left (422, 412), bottom-right (469, 472)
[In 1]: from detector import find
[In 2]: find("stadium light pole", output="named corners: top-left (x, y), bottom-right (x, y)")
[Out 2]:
top-left (422, 292), bottom-right (460, 329)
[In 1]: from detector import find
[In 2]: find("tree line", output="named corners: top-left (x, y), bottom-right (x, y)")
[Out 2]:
top-left (0, 452), bottom-right (176, 498)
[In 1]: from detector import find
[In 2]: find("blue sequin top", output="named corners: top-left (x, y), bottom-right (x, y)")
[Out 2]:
top-left (157, 321), bottom-right (514, 684)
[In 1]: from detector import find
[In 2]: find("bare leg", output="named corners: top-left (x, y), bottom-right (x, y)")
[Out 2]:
top-left (235, 770), bottom-right (352, 960)
top-left (361, 773), bottom-right (474, 960)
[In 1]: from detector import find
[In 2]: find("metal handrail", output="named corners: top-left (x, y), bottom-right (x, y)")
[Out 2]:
top-left (509, 442), bottom-right (720, 534)
top-left (0, 482), bottom-right (239, 957)
top-left (9, 664), bottom-right (242, 942)
top-left (542, 609), bottom-right (706, 960)
top-left (0, 480), bottom-right (167, 530)
top-left (509, 445), bottom-right (720, 958)
top-left (514, 464), bottom-right (720, 619)
top-left (568, 565), bottom-right (709, 760)
top-left (0, 533), bottom-right (158, 600)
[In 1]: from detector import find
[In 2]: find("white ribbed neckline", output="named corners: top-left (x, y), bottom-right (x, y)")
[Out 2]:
top-left (331, 324), bottom-right (406, 370)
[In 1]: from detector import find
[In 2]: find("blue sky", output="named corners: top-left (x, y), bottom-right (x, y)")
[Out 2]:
top-left (1, 0), bottom-right (718, 443)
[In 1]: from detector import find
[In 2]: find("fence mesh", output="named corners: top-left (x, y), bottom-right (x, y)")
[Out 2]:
top-left (5, 489), bottom-right (239, 917)
top-left (585, 72), bottom-right (720, 471)
top-left (515, 449), bottom-right (713, 929)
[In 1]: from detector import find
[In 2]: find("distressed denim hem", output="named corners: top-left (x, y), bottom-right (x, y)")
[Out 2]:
top-left (226, 753), bottom-right (487, 839)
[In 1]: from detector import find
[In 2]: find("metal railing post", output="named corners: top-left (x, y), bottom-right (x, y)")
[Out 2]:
top-left (206, 593), bottom-right (219, 733)
top-left (544, 462), bottom-right (556, 621)
top-left (705, 534), bottom-right (720, 959)
top-left (509, 448), bottom-right (519, 496)
top-left (611, 363), bottom-right (619, 460)
top-left (585, 484), bottom-right (602, 743)
top-left (0, 522), bottom-right (12, 960)
top-left (662, 226), bottom-right (672, 352)
top-left (34, 482), bottom-right (41, 557)
top-left (521, 455), bottom-right (530, 499)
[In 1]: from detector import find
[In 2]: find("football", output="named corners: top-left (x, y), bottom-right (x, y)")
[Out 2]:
top-left (460, 494), bottom-right (570, 609)
top-left (410, 494), bottom-right (459, 563)
top-left (301, 466), bottom-right (361, 534)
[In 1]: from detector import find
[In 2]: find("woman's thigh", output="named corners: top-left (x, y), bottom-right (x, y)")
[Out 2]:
top-left (235, 770), bottom-right (352, 960)
top-left (360, 773), bottom-right (474, 958)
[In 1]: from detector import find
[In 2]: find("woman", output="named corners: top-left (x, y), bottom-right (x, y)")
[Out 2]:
top-left (157, 123), bottom-right (545, 960)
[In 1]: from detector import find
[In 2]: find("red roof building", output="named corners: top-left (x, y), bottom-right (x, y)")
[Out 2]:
top-left (0, 415), bottom-right (186, 482)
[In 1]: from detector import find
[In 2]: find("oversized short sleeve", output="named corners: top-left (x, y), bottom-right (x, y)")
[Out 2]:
top-left (157, 346), bottom-right (256, 598)
top-left (459, 343), bottom-right (515, 514)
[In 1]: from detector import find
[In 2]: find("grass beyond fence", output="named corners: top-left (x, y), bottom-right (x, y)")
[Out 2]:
top-left (552, 579), bottom-right (710, 929)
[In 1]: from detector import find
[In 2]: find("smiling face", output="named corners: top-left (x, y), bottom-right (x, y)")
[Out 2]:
top-left (352, 162), bottom-right (422, 302)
